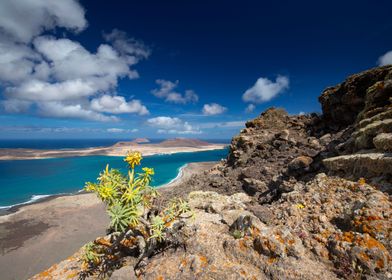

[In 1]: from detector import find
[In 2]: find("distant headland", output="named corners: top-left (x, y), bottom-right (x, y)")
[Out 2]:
top-left (0, 138), bottom-right (227, 160)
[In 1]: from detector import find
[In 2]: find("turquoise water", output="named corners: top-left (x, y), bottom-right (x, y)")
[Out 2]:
top-left (0, 149), bottom-right (228, 208)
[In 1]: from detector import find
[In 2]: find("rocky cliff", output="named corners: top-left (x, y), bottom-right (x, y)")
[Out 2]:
top-left (33, 66), bottom-right (392, 280)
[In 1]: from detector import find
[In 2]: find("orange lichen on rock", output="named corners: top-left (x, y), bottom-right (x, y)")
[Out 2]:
top-left (198, 255), bottom-right (208, 267)
top-left (267, 257), bottom-right (277, 264)
top-left (95, 237), bottom-right (112, 247)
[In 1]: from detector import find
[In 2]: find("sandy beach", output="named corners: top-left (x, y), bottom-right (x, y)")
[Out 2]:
top-left (0, 139), bottom-right (226, 160)
top-left (0, 161), bottom-right (217, 280)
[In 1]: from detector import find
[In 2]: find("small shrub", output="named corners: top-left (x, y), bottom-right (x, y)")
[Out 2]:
top-left (80, 151), bottom-right (193, 278)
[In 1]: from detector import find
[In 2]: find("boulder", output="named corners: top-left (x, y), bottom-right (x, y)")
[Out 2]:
top-left (288, 156), bottom-right (313, 171)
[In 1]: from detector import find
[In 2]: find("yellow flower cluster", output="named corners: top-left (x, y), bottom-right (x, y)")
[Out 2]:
top-left (124, 151), bottom-right (142, 168)
top-left (142, 167), bottom-right (155, 176)
top-left (296, 203), bottom-right (305, 209)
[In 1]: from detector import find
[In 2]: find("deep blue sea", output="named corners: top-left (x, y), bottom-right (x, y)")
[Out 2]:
top-left (0, 148), bottom-right (228, 208)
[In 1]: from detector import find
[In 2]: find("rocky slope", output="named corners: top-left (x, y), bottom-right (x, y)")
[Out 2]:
top-left (33, 66), bottom-right (392, 279)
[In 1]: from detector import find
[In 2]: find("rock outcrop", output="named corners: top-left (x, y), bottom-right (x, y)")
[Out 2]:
top-left (33, 66), bottom-right (392, 279)
top-left (319, 66), bottom-right (392, 188)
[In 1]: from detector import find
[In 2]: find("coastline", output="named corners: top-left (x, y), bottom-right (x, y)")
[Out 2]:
top-left (0, 161), bottom-right (214, 213)
top-left (157, 163), bottom-right (187, 188)
top-left (0, 161), bottom-right (217, 280)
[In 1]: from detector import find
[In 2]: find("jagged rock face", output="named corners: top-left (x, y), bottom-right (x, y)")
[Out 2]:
top-left (178, 108), bottom-right (332, 205)
top-left (319, 66), bottom-right (392, 185)
top-left (319, 65), bottom-right (392, 127)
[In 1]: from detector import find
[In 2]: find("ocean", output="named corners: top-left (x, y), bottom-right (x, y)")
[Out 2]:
top-left (0, 148), bottom-right (229, 208)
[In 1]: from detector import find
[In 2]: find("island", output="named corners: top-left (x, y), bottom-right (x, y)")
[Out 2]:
top-left (0, 138), bottom-right (227, 160)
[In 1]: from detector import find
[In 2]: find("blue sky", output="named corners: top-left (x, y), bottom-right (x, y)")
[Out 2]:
top-left (0, 0), bottom-right (391, 139)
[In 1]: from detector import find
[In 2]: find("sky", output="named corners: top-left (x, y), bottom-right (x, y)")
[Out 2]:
top-left (0, 0), bottom-right (391, 139)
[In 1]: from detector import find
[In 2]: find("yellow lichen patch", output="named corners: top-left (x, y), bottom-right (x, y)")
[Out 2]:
top-left (35, 270), bottom-right (53, 279)
top-left (156, 276), bottom-right (164, 280)
top-left (267, 257), bottom-right (277, 264)
top-left (358, 177), bottom-right (366, 186)
top-left (66, 271), bottom-right (79, 279)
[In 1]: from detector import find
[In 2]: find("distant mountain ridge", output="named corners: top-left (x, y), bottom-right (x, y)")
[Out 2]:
top-left (159, 138), bottom-right (212, 147)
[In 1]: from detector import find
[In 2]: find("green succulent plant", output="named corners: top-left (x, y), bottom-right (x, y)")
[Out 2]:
top-left (81, 151), bottom-right (193, 277)
top-left (82, 242), bottom-right (103, 265)
top-left (107, 203), bottom-right (138, 232)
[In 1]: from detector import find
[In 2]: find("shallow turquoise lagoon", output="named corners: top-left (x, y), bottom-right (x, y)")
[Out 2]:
top-left (0, 149), bottom-right (228, 208)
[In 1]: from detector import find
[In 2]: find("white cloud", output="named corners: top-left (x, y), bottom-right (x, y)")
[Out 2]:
top-left (245, 104), bottom-right (255, 113)
top-left (199, 121), bottom-right (245, 129)
top-left (0, 0), bottom-right (149, 122)
top-left (202, 103), bottom-right (227, 115)
top-left (107, 128), bottom-right (138, 133)
top-left (147, 116), bottom-right (183, 129)
top-left (151, 79), bottom-right (198, 104)
top-left (147, 116), bottom-right (201, 134)
top-left (242, 75), bottom-right (289, 103)
top-left (0, 38), bottom-right (40, 83)
top-left (1, 99), bottom-right (32, 113)
top-left (0, 0), bottom-right (87, 43)
top-left (90, 95), bottom-right (149, 115)
top-left (0, 126), bottom-right (139, 134)
top-left (378, 50), bottom-right (392, 66)
top-left (37, 102), bottom-right (119, 122)
top-left (6, 79), bottom-right (97, 101)
top-left (104, 29), bottom-right (150, 65)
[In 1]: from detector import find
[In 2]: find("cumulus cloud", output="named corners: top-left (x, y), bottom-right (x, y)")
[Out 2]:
top-left (199, 121), bottom-right (245, 129)
top-left (104, 29), bottom-right (150, 65)
top-left (151, 79), bottom-right (198, 104)
top-left (202, 103), bottom-right (227, 115)
top-left (378, 50), bottom-right (392, 66)
top-left (107, 128), bottom-right (138, 133)
top-left (91, 95), bottom-right (149, 115)
top-left (242, 75), bottom-right (289, 103)
top-left (38, 102), bottom-right (119, 122)
top-left (147, 116), bottom-right (201, 134)
top-left (245, 104), bottom-right (255, 113)
top-left (0, 126), bottom-right (139, 134)
top-left (0, 0), bottom-right (87, 43)
top-left (0, 0), bottom-right (149, 122)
